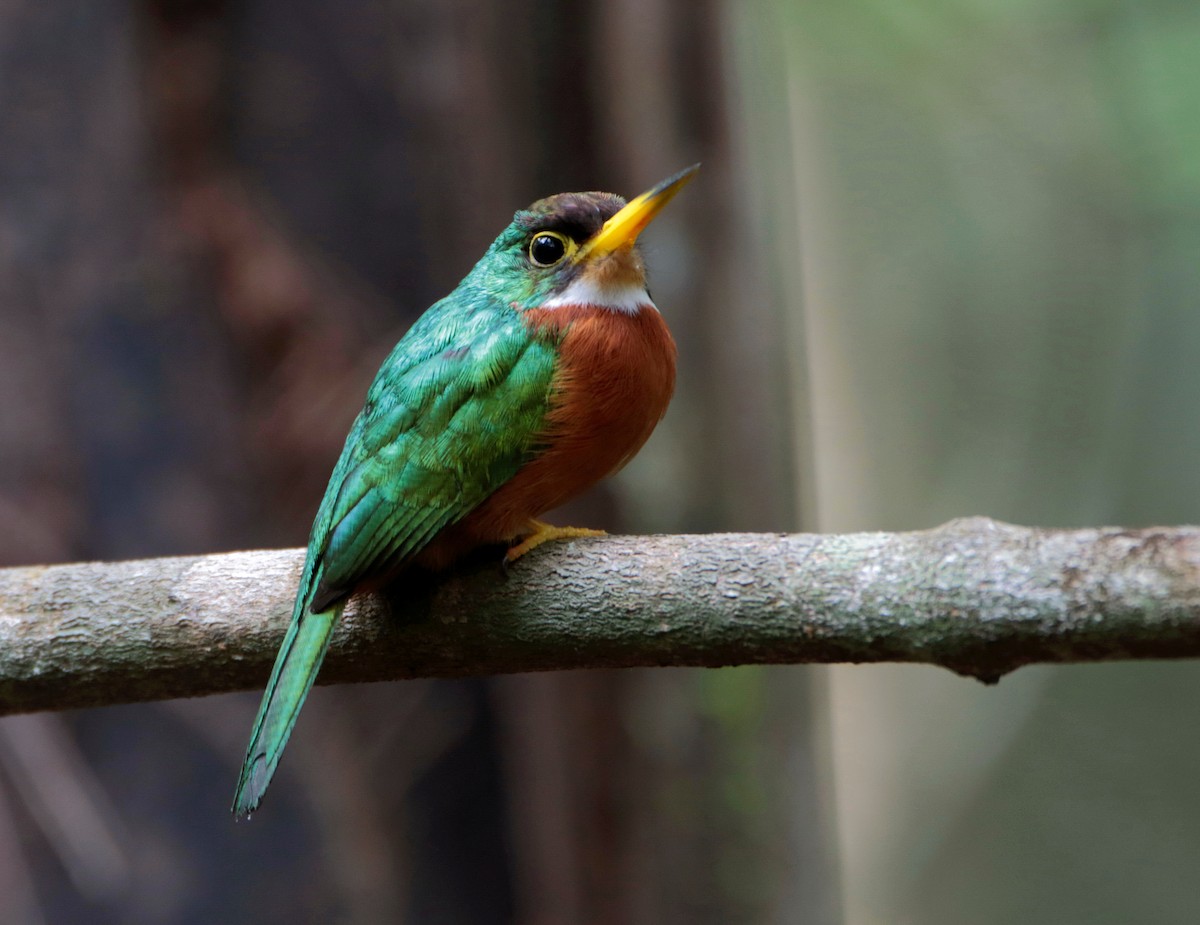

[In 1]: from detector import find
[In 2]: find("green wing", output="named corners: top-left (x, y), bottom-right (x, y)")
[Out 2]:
top-left (233, 292), bottom-right (558, 816)
top-left (312, 295), bottom-right (558, 603)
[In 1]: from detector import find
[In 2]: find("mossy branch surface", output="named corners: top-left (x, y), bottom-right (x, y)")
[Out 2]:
top-left (2, 518), bottom-right (1199, 715)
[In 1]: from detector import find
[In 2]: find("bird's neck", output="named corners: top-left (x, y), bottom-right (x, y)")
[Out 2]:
top-left (538, 275), bottom-right (656, 316)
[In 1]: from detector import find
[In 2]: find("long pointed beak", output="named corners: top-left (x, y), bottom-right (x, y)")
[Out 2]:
top-left (573, 163), bottom-right (700, 263)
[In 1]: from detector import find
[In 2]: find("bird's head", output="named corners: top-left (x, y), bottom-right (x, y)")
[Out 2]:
top-left (471, 164), bottom-right (699, 315)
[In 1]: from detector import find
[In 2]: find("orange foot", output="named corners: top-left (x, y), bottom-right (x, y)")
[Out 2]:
top-left (505, 519), bottom-right (607, 563)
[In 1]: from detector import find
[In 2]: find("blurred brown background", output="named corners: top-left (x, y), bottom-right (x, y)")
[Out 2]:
top-left (2, 1), bottom-right (1199, 923)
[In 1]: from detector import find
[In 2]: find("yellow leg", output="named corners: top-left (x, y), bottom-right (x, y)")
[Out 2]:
top-left (505, 519), bottom-right (607, 563)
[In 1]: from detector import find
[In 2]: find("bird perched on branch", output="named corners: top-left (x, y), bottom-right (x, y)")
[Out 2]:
top-left (232, 165), bottom-right (699, 816)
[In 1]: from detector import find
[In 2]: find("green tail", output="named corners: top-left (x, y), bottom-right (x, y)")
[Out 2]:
top-left (232, 587), bottom-right (344, 818)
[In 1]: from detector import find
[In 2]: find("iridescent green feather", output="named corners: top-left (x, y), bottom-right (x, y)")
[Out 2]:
top-left (232, 259), bottom-right (562, 817)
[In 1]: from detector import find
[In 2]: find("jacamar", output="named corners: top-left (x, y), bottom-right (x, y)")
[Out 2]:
top-left (232, 165), bottom-right (698, 817)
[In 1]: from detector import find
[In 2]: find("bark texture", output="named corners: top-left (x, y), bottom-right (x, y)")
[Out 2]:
top-left (2, 518), bottom-right (1199, 715)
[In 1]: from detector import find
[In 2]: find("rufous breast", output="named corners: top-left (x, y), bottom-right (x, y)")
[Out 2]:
top-left (424, 298), bottom-right (676, 564)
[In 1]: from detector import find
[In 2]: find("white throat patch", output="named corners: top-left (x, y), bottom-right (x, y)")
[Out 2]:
top-left (541, 277), bottom-right (656, 315)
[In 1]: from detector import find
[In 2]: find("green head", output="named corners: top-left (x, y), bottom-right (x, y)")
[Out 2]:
top-left (465, 164), bottom-right (699, 314)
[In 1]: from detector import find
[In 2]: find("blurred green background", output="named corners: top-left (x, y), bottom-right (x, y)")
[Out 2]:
top-left (1, 0), bottom-right (1198, 922)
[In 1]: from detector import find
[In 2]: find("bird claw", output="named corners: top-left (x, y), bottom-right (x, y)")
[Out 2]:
top-left (505, 520), bottom-right (607, 565)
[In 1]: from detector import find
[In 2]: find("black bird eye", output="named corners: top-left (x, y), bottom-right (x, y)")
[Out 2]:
top-left (528, 232), bottom-right (569, 267)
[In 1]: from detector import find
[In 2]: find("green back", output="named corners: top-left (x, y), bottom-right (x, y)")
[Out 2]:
top-left (233, 254), bottom-right (563, 816)
top-left (310, 287), bottom-right (560, 605)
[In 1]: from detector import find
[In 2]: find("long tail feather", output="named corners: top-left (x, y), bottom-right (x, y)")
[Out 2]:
top-left (232, 597), bottom-right (344, 819)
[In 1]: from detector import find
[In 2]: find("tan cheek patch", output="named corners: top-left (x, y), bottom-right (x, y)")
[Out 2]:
top-left (584, 246), bottom-right (646, 288)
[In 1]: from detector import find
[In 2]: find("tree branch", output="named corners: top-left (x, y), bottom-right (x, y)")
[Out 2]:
top-left (2, 517), bottom-right (1199, 715)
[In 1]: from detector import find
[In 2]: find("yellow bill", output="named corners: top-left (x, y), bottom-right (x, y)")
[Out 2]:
top-left (574, 163), bottom-right (700, 263)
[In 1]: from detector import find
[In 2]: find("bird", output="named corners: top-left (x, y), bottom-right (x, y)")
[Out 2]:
top-left (232, 164), bottom-right (698, 817)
